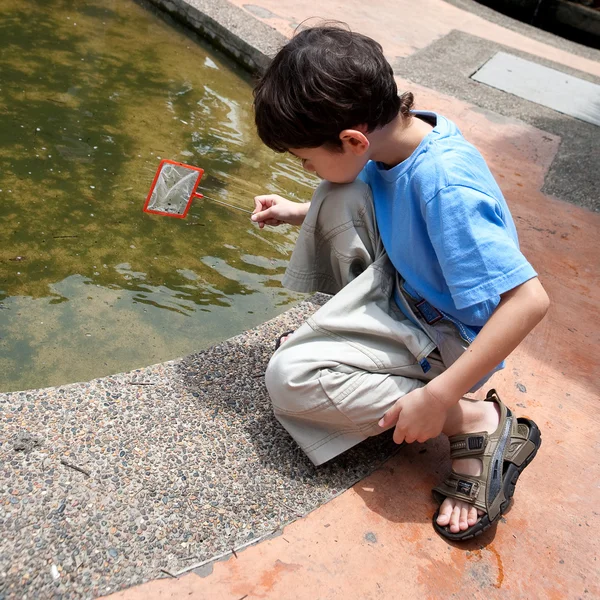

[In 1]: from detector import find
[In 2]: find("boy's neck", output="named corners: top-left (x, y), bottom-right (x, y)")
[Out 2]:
top-left (368, 113), bottom-right (434, 168)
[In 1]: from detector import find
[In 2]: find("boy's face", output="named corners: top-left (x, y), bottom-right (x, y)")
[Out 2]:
top-left (289, 129), bottom-right (370, 184)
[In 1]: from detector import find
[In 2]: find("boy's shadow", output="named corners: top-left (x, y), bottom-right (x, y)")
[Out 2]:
top-left (352, 437), bottom-right (501, 547)
top-left (176, 326), bottom-right (499, 546)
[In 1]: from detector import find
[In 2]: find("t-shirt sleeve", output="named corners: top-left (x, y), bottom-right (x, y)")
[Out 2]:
top-left (424, 185), bottom-right (537, 310)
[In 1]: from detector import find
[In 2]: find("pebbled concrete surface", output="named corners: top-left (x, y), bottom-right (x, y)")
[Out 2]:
top-left (0, 294), bottom-right (401, 599)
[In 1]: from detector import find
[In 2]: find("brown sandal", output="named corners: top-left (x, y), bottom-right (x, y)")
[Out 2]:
top-left (432, 389), bottom-right (542, 541)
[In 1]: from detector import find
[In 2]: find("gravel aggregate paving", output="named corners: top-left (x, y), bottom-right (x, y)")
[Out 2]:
top-left (0, 294), bottom-right (398, 599)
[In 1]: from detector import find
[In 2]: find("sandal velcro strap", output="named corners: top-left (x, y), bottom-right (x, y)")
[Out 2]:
top-left (433, 473), bottom-right (486, 511)
top-left (447, 475), bottom-right (481, 499)
top-left (448, 432), bottom-right (489, 459)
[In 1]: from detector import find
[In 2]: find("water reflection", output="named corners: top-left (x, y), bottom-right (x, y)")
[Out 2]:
top-left (0, 0), bottom-right (319, 391)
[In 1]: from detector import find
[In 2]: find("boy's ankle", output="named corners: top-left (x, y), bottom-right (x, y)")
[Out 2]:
top-left (444, 398), bottom-right (500, 438)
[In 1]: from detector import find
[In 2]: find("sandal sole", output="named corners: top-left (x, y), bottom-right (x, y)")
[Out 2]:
top-left (433, 417), bottom-right (542, 541)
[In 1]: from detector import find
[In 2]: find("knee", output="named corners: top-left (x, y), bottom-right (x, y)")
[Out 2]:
top-left (264, 348), bottom-right (314, 414)
top-left (313, 180), bottom-right (373, 223)
top-left (264, 349), bottom-right (295, 410)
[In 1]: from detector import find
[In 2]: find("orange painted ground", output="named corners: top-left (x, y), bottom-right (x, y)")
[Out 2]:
top-left (102, 4), bottom-right (600, 599)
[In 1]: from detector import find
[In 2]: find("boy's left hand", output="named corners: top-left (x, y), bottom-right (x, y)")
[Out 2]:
top-left (378, 386), bottom-right (449, 444)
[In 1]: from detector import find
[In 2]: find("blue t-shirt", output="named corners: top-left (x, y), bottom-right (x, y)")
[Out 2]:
top-left (360, 111), bottom-right (536, 331)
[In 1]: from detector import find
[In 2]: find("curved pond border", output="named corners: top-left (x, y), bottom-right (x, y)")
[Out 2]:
top-left (4, 0), bottom-right (290, 395)
top-left (146, 0), bottom-right (287, 74)
top-left (0, 5), bottom-right (360, 596)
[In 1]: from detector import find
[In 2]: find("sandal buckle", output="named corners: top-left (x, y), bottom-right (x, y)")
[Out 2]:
top-left (456, 479), bottom-right (480, 498)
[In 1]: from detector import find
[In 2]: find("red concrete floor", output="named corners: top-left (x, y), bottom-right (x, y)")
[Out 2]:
top-left (102, 6), bottom-right (600, 600)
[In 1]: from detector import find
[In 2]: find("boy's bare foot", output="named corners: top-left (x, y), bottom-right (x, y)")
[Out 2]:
top-left (436, 400), bottom-right (500, 533)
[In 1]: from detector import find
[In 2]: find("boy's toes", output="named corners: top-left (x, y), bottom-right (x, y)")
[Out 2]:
top-left (437, 499), bottom-right (481, 532)
top-left (436, 498), bottom-right (454, 526)
top-left (467, 505), bottom-right (479, 527)
top-left (449, 505), bottom-right (462, 533)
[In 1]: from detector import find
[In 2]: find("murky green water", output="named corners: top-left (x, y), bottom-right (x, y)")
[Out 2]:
top-left (0, 0), bottom-right (318, 392)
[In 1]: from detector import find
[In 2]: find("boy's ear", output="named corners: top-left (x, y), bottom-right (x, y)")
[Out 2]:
top-left (339, 128), bottom-right (370, 155)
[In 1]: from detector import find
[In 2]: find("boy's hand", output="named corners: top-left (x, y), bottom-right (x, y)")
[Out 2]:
top-left (251, 194), bottom-right (308, 228)
top-left (378, 386), bottom-right (450, 444)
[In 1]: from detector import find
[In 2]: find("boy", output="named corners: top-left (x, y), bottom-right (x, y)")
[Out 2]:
top-left (250, 25), bottom-right (549, 540)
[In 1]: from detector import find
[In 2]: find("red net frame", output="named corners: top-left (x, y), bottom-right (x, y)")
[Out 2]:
top-left (143, 159), bottom-right (204, 219)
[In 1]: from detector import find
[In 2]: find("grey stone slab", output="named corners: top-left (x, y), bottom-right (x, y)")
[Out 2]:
top-left (444, 0), bottom-right (600, 63)
top-left (393, 30), bottom-right (600, 211)
top-left (472, 51), bottom-right (600, 126)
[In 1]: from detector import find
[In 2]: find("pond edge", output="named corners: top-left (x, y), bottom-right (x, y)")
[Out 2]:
top-left (145, 0), bottom-right (287, 74)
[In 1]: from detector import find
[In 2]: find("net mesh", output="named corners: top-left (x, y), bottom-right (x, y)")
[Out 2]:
top-left (146, 163), bottom-right (201, 216)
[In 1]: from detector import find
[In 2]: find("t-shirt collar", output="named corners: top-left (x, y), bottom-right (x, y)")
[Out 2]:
top-left (373, 111), bottom-right (443, 182)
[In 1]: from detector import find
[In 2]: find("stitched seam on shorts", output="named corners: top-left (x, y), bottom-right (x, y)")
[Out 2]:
top-left (303, 427), bottom-right (363, 452)
top-left (307, 318), bottom-right (385, 370)
top-left (310, 205), bottom-right (371, 256)
top-left (273, 400), bottom-right (337, 416)
top-left (313, 220), bottom-right (370, 268)
top-left (319, 211), bottom-right (367, 241)
top-left (370, 262), bottom-right (393, 297)
top-left (303, 203), bottom-right (368, 242)
top-left (303, 420), bottom-right (379, 453)
top-left (331, 246), bottom-right (367, 263)
top-left (303, 215), bottom-right (365, 240)
top-left (283, 268), bottom-right (337, 284)
top-left (326, 372), bottom-right (364, 404)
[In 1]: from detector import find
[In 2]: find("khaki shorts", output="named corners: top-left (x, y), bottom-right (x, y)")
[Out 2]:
top-left (266, 181), bottom-right (479, 466)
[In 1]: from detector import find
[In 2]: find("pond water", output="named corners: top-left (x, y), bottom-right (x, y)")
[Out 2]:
top-left (0, 0), bottom-right (318, 392)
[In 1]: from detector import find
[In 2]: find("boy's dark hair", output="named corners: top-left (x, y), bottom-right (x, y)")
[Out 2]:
top-left (253, 24), bottom-right (413, 152)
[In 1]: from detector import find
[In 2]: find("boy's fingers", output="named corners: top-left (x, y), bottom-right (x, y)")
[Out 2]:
top-left (254, 194), bottom-right (280, 207)
top-left (393, 424), bottom-right (407, 445)
top-left (252, 212), bottom-right (283, 228)
top-left (378, 402), bottom-right (401, 429)
top-left (251, 206), bottom-right (273, 222)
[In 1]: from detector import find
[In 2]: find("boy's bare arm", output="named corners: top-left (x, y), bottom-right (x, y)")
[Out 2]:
top-left (251, 194), bottom-right (311, 228)
top-left (428, 276), bottom-right (550, 405)
top-left (379, 277), bottom-right (550, 443)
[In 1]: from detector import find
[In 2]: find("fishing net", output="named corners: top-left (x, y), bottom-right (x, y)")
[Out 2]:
top-left (143, 160), bottom-right (204, 218)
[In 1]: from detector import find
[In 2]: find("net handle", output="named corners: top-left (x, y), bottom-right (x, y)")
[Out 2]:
top-left (192, 192), bottom-right (253, 214)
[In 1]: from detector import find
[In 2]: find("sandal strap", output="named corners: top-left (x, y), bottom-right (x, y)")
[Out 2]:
top-left (448, 432), bottom-right (489, 459)
top-left (433, 471), bottom-right (487, 512)
top-left (505, 420), bottom-right (537, 466)
top-left (434, 389), bottom-right (512, 518)
top-left (433, 390), bottom-right (540, 537)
